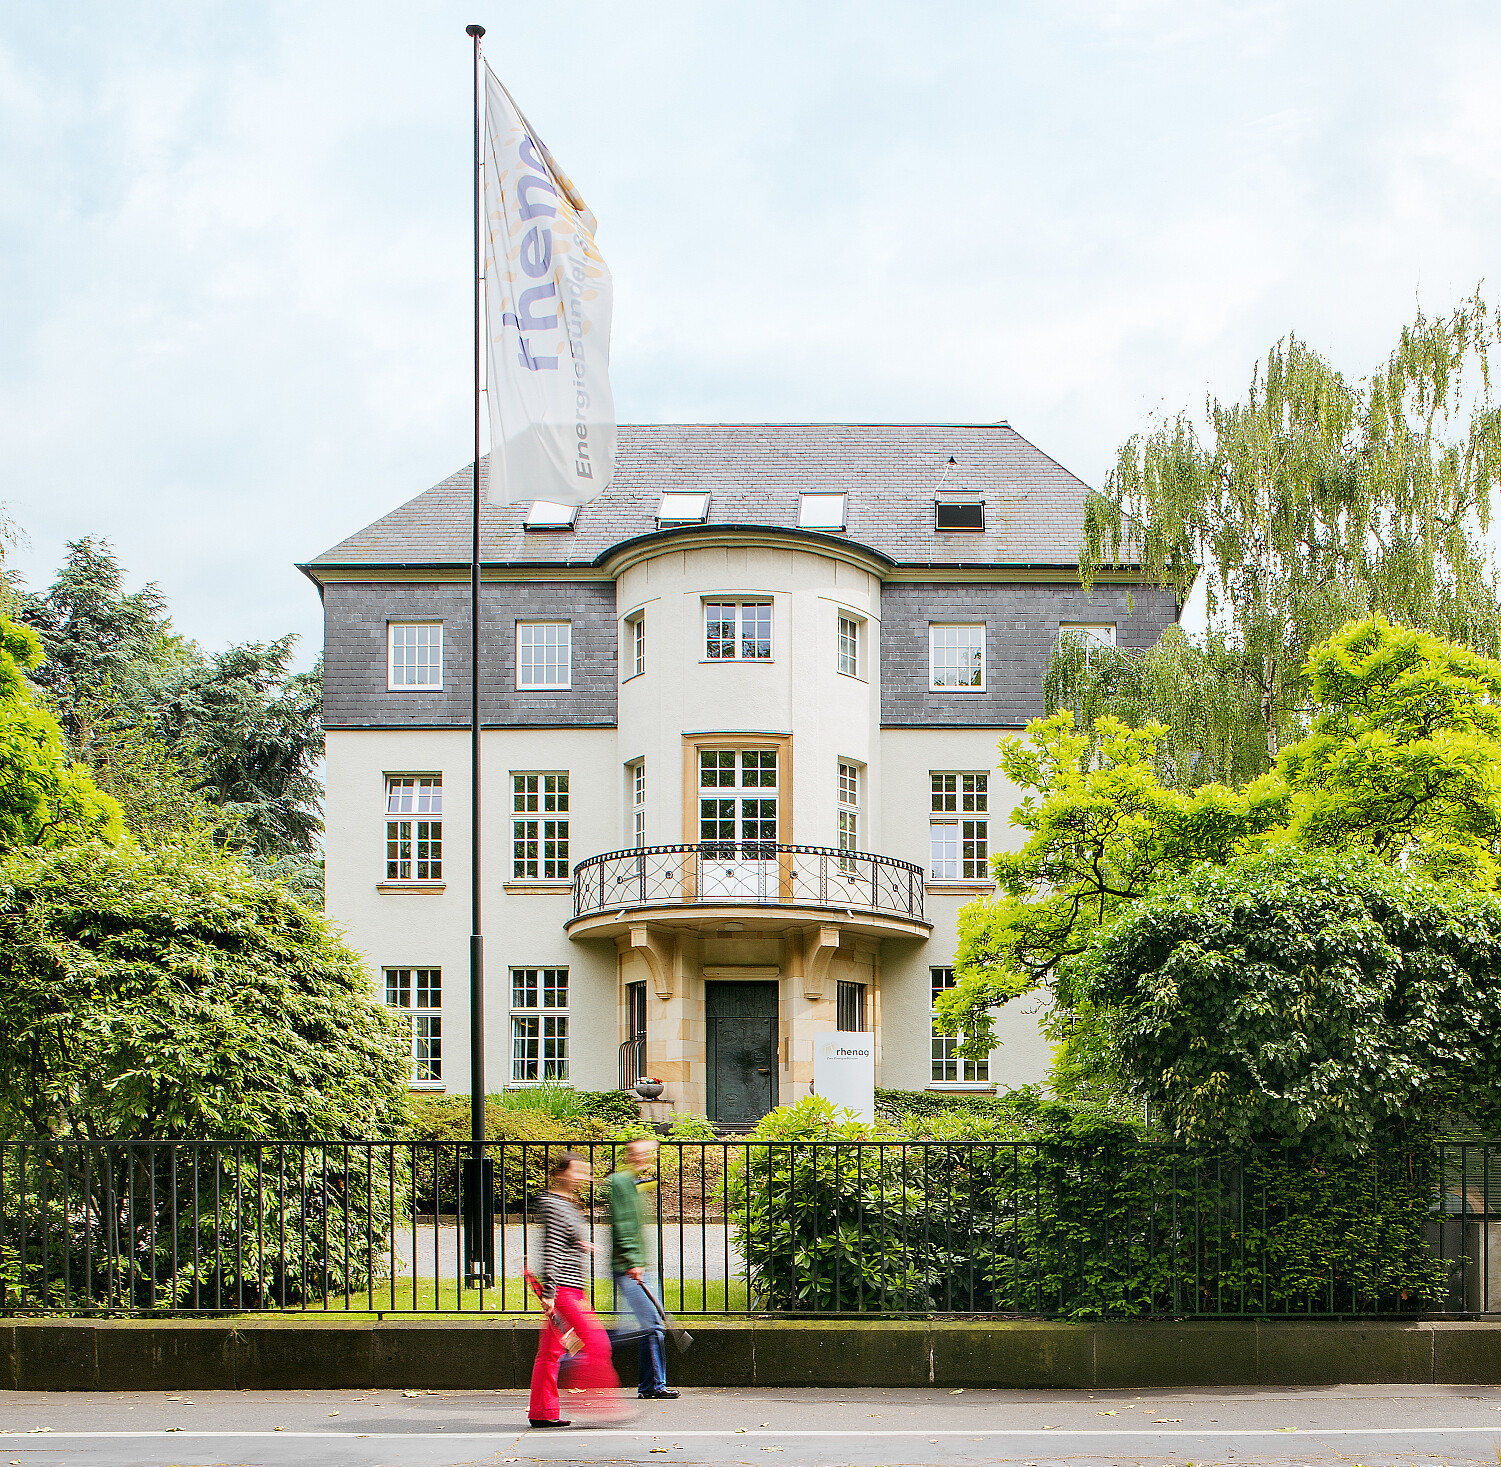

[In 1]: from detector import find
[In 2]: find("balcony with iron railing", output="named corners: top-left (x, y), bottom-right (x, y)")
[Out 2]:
top-left (566, 841), bottom-right (930, 943)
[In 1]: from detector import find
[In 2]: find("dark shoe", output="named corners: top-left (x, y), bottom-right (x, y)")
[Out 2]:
top-left (529, 1418), bottom-right (571, 1428)
top-left (638, 1388), bottom-right (680, 1399)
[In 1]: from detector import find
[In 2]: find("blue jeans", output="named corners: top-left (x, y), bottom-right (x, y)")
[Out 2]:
top-left (613, 1270), bottom-right (667, 1393)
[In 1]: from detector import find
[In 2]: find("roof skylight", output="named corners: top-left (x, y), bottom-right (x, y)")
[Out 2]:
top-left (524, 501), bottom-right (579, 530)
top-left (798, 493), bottom-right (846, 530)
top-left (657, 491), bottom-right (709, 524)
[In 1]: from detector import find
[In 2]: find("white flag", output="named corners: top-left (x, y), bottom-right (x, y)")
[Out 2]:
top-left (482, 66), bottom-right (615, 506)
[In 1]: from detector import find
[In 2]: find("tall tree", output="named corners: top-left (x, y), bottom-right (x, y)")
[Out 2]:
top-left (1059, 294), bottom-right (1501, 783)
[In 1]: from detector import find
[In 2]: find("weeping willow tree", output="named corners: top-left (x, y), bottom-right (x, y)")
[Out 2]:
top-left (1056, 293), bottom-right (1501, 785)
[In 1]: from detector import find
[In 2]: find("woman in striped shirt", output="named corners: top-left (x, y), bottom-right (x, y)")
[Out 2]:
top-left (529, 1151), bottom-right (621, 1428)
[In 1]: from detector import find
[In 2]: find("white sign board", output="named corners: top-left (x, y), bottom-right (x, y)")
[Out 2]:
top-left (813, 1033), bottom-right (875, 1124)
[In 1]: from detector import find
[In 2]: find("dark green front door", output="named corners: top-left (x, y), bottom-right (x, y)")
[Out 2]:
top-left (706, 981), bottom-right (779, 1125)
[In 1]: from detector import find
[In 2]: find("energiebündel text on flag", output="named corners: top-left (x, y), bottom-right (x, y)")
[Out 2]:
top-left (483, 65), bottom-right (615, 506)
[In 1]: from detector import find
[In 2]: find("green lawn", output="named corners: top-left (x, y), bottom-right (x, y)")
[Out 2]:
top-left (302, 1275), bottom-right (751, 1318)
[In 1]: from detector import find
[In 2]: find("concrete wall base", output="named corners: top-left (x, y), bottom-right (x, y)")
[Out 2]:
top-left (7, 1319), bottom-right (1501, 1392)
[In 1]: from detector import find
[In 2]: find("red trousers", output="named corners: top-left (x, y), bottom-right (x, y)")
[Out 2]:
top-left (528, 1286), bottom-right (619, 1423)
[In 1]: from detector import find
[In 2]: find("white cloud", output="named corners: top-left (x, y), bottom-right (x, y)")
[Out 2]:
top-left (1, 0), bottom-right (1500, 659)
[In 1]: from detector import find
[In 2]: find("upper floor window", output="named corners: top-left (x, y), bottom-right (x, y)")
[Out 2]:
top-left (930, 624), bottom-right (985, 691)
top-left (658, 491), bottom-right (709, 524)
top-left (524, 500), bottom-right (579, 530)
top-left (706, 601), bottom-right (772, 661)
top-left (386, 775), bottom-right (442, 882)
top-left (631, 761), bottom-right (646, 848)
top-left (385, 967), bottom-right (442, 1086)
top-left (623, 611), bottom-right (645, 679)
top-left (1058, 622), bottom-right (1117, 663)
top-left (838, 614), bottom-right (861, 678)
top-left (389, 623), bottom-right (442, 690)
top-left (935, 500), bottom-right (985, 531)
top-left (799, 493), bottom-right (846, 530)
top-left (517, 621), bottom-right (571, 690)
top-left (930, 772), bottom-right (988, 880)
top-left (513, 772), bottom-right (570, 879)
top-left (838, 761), bottom-right (860, 855)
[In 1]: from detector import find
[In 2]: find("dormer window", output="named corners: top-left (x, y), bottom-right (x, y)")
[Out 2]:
top-left (935, 500), bottom-right (985, 531)
top-left (658, 491), bottom-right (709, 524)
top-left (798, 492), bottom-right (846, 530)
top-left (524, 501), bottom-right (579, 530)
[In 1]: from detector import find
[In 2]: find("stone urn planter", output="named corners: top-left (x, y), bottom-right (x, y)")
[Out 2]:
top-left (634, 1079), bottom-right (665, 1101)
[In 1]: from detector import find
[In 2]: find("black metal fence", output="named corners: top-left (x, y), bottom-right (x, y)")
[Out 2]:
top-left (1, 1137), bottom-right (1496, 1318)
top-left (572, 843), bottom-right (926, 924)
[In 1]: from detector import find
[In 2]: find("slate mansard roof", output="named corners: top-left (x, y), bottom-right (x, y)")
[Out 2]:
top-left (302, 423), bottom-right (1100, 578)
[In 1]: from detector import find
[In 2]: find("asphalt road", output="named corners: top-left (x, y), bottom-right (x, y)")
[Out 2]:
top-left (7, 1383), bottom-right (1501, 1466)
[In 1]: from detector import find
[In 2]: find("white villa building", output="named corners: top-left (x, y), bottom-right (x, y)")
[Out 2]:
top-left (302, 424), bottom-right (1178, 1125)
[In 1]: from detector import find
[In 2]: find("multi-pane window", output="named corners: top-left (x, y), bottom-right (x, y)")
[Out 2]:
top-left (930, 773), bottom-right (989, 880)
top-left (1057, 622), bottom-right (1117, 666)
top-left (705, 601), bottom-right (772, 661)
top-left (388, 623), bottom-right (442, 690)
top-left (931, 967), bottom-right (989, 1083)
top-left (627, 613), bottom-right (645, 678)
top-left (631, 761), bottom-right (646, 848)
top-left (699, 749), bottom-right (777, 857)
top-left (511, 967), bottom-right (569, 1082)
top-left (929, 624), bottom-right (985, 690)
top-left (517, 622), bottom-right (572, 690)
top-left (386, 776), bottom-right (443, 881)
top-left (513, 773), bottom-right (570, 879)
top-left (837, 979), bottom-right (868, 1033)
top-left (385, 968), bottom-right (442, 1085)
top-left (838, 615), bottom-right (860, 677)
top-left (838, 761), bottom-right (860, 856)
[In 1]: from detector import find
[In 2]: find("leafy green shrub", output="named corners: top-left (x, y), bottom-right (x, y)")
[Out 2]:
top-left (666, 1112), bottom-right (719, 1141)
top-left (727, 1097), bottom-right (1448, 1317)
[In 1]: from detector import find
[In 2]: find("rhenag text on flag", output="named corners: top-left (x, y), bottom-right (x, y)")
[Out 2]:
top-left (482, 66), bottom-right (615, 506)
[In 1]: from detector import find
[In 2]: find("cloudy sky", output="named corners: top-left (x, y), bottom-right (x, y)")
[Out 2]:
top-left (3, 1), bottom-right (1499, 665)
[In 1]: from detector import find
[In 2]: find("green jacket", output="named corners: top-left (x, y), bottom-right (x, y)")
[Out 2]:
top-left (607, 1167), bottom-right (653, 1272)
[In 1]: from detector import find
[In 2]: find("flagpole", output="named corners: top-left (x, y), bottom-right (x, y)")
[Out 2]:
top-left (465, 22), bottom-right (488, 1275)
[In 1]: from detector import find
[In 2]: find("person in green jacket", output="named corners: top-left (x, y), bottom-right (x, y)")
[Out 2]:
top-left (608, 1136), bottom-right (676, 1399)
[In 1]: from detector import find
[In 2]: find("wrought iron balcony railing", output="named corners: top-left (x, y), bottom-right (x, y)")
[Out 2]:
top-left (572, 842), bottom-right (926, 924)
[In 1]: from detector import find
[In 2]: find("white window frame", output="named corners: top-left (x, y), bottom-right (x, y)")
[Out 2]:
top-left (623, 611), bottom-right (646, 680)
top-left (704, 600), bottom-right (773, 662)
top-left (929, 623), bottom-right (985, 691)
top-left (524, 500), bottom-right (579, 530)
top-left (388, 623), bottom-right (443, 691)
top-left (1058, 622), bottom-right (1117, 667)
top-left (385, 967), bottom-right (443, 1088)
top-left (929, 772), bottom-right (989, 881)
top-left (510, 967), bottom-right (569, 1084)
top-left (512, 772), bottom-right (570, 880)
top-left (385, 775), bottom-right (443, 883)
top-left (931, 967), bottom-right (990, 1086)
top-left (631, 761), bottom-right (646, 848)
top-left (516, 622), bottom-right (572, 691)
top-left (657, 491), bottom-right (709, 524)
top-left (838, 760), bottom-right (860, 857)
top-left (798, 492), bottom-right (847, 530)
top-left (837, 613), bottom-right (861, 678)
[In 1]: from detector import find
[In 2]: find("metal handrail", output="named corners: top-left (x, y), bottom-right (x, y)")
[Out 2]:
top-left (572, 841), bottom-right (927, 923)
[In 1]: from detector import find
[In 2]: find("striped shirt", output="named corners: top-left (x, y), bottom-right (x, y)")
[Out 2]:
top-left (536, 1189), bottom-right (588, 1298)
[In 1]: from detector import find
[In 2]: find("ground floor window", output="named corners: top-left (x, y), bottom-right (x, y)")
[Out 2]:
top-left (836, 979), bottom-right (867, 1033)
top-left (385, 967), bottom-right (442, 1085)
top-left (511, 966), bottom-right (569, 1082)
top-left (930, 967), bottom-right (988, 1083)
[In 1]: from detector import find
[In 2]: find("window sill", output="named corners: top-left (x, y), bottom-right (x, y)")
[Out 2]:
top-left (622, 671), bottom-right (644, 683)
top-left (927, 1083), bottom-right (996, 1093)
top-left (929, 686), bottom-right (987, 694)
top-left (388, 685), bottom-right (444, 693)
top-left (408, 1082), bottom-right (447, 1092)
top-left (699, 659), bottom-right (775, 666)
top-left (377, 881), bottom-right (447, 894)
top-left (516, 685), bottom-right (573, 693)
top-left (503, 881), bottom-right (573, 894)
top-left (925, 881), bottom-right (996, 894)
